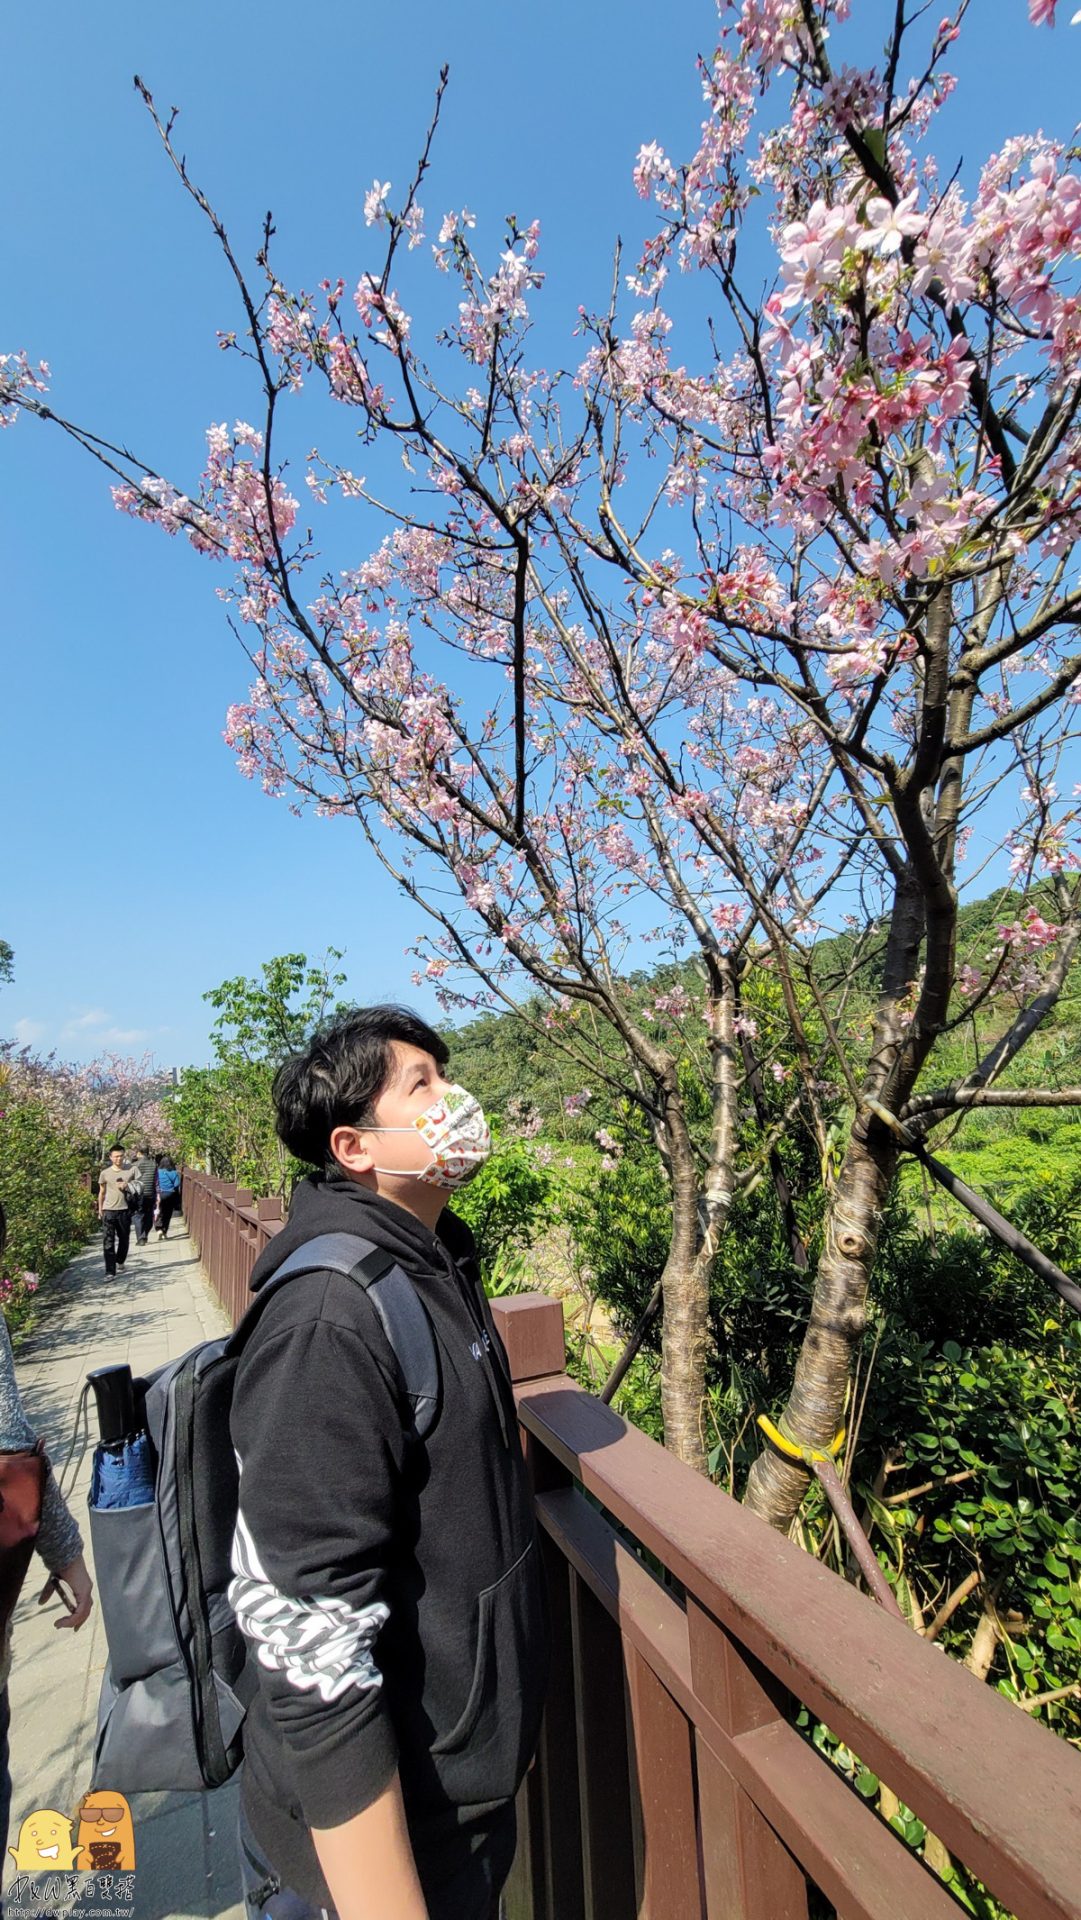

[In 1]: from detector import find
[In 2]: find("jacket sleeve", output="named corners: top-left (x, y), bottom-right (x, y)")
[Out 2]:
top-left (35, 1467), bottom-right (84, 1575)
top-left (0, 1318), bottom-right (83, 1574)
top-left (229, 1302), bottom-right (408, 1828)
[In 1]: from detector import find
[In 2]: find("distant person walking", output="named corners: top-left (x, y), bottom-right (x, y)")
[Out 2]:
top-left (129, 1146), bottom-right (157, 1245)
top-left (125, 1150), bottom-right (143, 1249)
top-left (155, 1157), bottom-right (180, 1239)
top-left (98, 1146), bottom-right (133, 1278)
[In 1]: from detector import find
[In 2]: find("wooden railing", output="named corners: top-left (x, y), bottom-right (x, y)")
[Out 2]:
top-left (182, 1166), bottom-right (285, 1325)
top-left (182, 1169), bottom-right (1081, 1920)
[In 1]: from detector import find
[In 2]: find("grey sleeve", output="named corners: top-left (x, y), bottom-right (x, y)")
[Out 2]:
top-left (0, 1317), bottom-right (83, 1573)
top-left (35, 1466), bottom-right (84, 1575)
top-left (0, 1317), bottom-right (36, 1450)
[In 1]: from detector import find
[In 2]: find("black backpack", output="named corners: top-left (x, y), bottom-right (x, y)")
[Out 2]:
top-left (88, 1232), bottom-right (439, 1792)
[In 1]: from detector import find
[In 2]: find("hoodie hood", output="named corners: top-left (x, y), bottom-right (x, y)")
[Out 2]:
top-left (250, 1172), bottom-right (477, 1295)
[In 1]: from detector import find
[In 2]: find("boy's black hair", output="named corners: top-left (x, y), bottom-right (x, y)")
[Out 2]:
top-left (273, 1005), bottom-right (450, 1169)
top-left (109, 1142), bottom-right (125, 1156)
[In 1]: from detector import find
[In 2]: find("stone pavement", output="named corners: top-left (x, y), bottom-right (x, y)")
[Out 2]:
top-left (4, 1222), bottom-right (245, 1920)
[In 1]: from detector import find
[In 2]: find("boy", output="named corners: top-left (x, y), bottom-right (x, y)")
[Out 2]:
top-left (229, 1006), bottom-right (549, 1920)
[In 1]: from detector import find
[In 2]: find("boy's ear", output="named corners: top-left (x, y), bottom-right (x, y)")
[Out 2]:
top-left (328, 1123), bottom-right (376, 1176)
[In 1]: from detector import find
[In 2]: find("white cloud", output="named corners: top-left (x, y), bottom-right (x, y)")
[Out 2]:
top-left (100, 1027), bottom-right (149, 1046)
top-left (67, 1008), bottom-right (110, 1031)
top-left (12, 1018), bottom-right (45, 1045)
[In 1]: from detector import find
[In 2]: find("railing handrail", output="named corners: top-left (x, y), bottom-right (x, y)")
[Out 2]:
top-left (510, 1360), bottom-right (1081, 1920)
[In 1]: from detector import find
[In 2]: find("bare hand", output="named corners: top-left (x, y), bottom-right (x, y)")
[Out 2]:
top-left (40, 1553), bottom-right (94, 1631)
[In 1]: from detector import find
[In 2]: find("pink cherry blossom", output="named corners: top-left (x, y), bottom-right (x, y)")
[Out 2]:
top-left (363, 180), bottom-right (391, 226)
top-left (857, 191), bottom-right (925, 258)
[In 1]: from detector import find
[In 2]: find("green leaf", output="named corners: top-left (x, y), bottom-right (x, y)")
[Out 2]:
top-left (860, 126), bottom-right (888, 169)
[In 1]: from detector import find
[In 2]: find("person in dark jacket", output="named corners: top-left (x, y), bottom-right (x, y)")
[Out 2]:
top-left (228, 1006), bottom-right (549, 1920)
top-left (155, 1156), bottom-right (181, 1238)
top-left (129, 1147), bottom-right (157, 1245)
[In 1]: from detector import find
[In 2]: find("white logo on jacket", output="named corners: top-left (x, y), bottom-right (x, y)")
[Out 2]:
top-left (229, 1459), bottom-right (388, 1704)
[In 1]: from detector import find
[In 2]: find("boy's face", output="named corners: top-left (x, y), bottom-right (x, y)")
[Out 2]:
top-left (328, 1041), bottom-right (452, 1188)
top-left (361, 1042), bottom-right (452, 1178)
top-left (109, 1149), bottom-right (124, 1167)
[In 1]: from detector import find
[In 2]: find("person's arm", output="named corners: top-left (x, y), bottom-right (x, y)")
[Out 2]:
top-left (39, 1552), bottom-right (94, 1630)
top-left (0, 1315), bottom-right (94, 1631)
top-left (312, 1772), bottom-right (427, 1920)
top-left (36, 1462), bottom-right (94, 1629)
top-left (98, 1170), bottom-right (107, 1218)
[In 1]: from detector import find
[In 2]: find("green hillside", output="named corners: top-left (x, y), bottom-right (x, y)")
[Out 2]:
top-left (448, 882), bottom-right (1081, 1206)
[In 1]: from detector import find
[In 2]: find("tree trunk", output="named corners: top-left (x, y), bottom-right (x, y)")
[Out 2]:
top-left (743, 788), bottom-right (946, 1533)
top-left (743, 1121), bottom-right (898, 1528)
top-left (659, 973), bottom-right (737, 1474)
top-left (660, 1124), bottom-right (713, 1471)
top-left (964, 1577), bottom-right (1005, 1684)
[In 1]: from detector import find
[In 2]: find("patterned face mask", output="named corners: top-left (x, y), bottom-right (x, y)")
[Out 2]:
top-left (366, 1084), bottom-right (492, 1189)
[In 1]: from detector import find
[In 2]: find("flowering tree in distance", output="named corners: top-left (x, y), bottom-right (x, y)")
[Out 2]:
top-left (0, 1044), bottom-right (175, 1158)
top-left (5, 0), bottom-right (1081, 1525)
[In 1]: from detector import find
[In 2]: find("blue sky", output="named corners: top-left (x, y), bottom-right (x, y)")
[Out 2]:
top-left (1, 2), bottom-right (1076, 1069)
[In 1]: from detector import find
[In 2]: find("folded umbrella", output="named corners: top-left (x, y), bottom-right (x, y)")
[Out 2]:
top-left (91, 1434), bottom-right (155, 1509)
top-left (86, 1364), bottom-right (155, 1509)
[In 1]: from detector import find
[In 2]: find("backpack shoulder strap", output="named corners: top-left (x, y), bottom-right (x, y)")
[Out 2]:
top-left (241, 1231), bottom-right (440, 1441)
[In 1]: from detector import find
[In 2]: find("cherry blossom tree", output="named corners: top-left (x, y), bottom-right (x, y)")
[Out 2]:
top-left (73, 1051), bottom-right (176, 1157)
top-left (0, 1044), bottom-right (175, 1157)
top-left (4, 1), bottom-right (1081, 1521)
top-left (12, 1045), bottom-right (165, 1152)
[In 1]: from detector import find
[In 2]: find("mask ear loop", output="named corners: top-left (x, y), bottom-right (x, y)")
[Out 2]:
top-left (363, 1122), bottom-right (438, 1183)
top-left (369, 1158), bottom-right (437, 1181)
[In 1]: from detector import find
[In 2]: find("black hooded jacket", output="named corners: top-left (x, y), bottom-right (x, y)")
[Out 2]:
top-left (229, 1173), bottom-right (549, 1905)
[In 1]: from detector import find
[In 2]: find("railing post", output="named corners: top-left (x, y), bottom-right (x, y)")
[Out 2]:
top-left (570, 1570), bottom-right (636, 1920)
top-left (493, 1296), bottom-right (584, 1920)
top-left (686, 1600), bottom-right (809, 1919)
top-left (255, 1194), bottom-right (284, 1278)
top-left (624, 1640), bottom-right (701, 1919)
top-left (490, 1296), bottom-right (567, 1387)
top-left (233, 1189), bottom-right (254, 1323)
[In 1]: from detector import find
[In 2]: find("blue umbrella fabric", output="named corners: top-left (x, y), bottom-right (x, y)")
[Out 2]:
top-left (90, 1433), bottom-right (155, 1509)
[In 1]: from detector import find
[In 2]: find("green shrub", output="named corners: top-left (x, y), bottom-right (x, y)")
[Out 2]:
top-left (0, 1094), bottom-right (95, 1332)
top-left (456, 1134), bottom-right (555, 1290)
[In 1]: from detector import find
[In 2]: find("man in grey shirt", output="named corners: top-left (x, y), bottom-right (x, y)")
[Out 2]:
top-left (98, 1145), bottom-right (133, 1278)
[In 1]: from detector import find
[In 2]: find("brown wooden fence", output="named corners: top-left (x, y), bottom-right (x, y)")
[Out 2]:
top-left (182, 1168), bottom-right (1081, 1920)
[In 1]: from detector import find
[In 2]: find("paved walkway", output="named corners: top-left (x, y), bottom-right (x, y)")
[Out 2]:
top-left (4, 1224), bottom-right (245, 1920)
